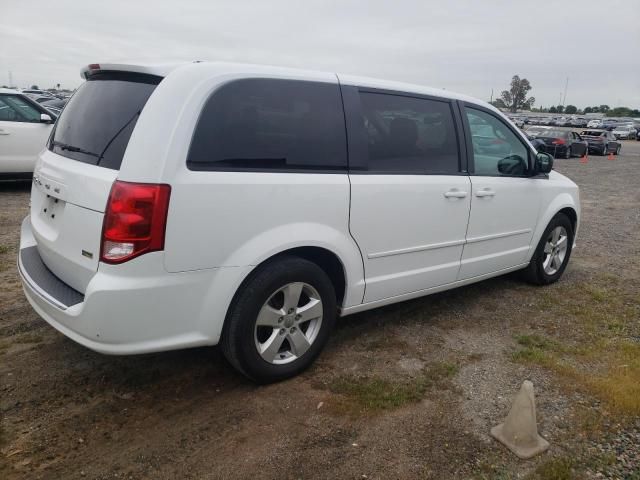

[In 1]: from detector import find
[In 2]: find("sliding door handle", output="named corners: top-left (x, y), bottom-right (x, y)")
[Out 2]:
top-left (475, 188), bottom-right (496, 198)
top-left (444, 189), bottom-right (468, 198)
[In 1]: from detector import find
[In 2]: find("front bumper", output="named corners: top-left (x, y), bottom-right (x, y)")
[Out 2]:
top-left (18, 216), bottom-right (250, 355)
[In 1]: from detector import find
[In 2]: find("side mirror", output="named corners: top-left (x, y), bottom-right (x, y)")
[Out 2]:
top-left (534, 152), bottom-right (553, 174)
top-left (40, 113), bottom-right (53, 124)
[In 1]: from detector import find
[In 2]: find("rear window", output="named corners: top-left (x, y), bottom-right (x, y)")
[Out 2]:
top-left (581, 131), bottom-right (604, 136)
top-left (49, 72), bottom-right (160, 170)
top-left (187, 78), bottom-right (347, 172)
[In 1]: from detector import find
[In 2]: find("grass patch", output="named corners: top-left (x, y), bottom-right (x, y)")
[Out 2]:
top-left (527, 456), bottom-right (575, 480)
top-left (328, 362), bottom-right (458, 415)
top-left (0, 244), bottom-right (11, 255)
top-left (512, 275), bottom-right (640, 418)
top-left (587, 341), bottom-right (640, 416)
top-left (515, 334), bottom-right (555, 350)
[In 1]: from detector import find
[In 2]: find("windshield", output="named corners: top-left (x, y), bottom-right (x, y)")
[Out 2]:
top-left (49, 72), bottom-right (160, 170)
top-left (581, 131), bottom-right (604, 136)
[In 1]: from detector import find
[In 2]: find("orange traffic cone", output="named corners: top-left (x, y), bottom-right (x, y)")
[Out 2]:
top-left (608, 151), bottom-right (614, 161)
top-left (580, 152), bottom-right (588, 164)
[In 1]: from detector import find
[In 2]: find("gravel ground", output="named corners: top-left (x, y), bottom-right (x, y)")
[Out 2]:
top-left (1, 140), bottom-right (639, 479)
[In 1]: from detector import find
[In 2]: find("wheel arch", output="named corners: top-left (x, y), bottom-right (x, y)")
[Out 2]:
top-left (213, 244), bottom-right (361, 346)
top-left (527, 194), bottom-right (579, 261)
top-left (558, 206), bottom-right (578, 235)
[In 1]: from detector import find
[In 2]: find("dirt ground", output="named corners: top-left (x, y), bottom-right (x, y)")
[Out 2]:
top-left (1, 141), bottom-right (639, 480)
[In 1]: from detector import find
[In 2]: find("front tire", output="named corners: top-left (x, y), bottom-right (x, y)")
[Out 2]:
top-left (221, 256), bottom-right (337, 383)
top-left (564, 147), bottom-right (572, 159)
top-left (523, 213), bottom-right (574, 285)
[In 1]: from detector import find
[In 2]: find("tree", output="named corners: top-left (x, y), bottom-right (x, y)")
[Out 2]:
top-left (499, 75), bottom-right (535, 113)
top-left (555, 105), bottom-right (564, 114)
top-left (491, 99), bottom-right (507, 109)
top-left (584, 107), bottom-right (593, 114)
top-left (605, 106), bottom-right (639, 117)
top-left (549, 106), bottom-right (558, 113)
top-left (30, 84), bottom-right (39, 90)
top-left (599, 105), bottom-right (610, 113)
top-left (565, 105), bottom-right (577, 114)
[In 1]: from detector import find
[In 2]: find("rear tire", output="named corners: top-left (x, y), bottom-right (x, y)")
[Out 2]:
top-left (564, 147), bottom-right (571, 159)
top-left (221, 256), bottom-right (337, 383)
top-left (615, 145), bottom-right (621, 155)
top-left (522, 213), bottom-right (574, 286)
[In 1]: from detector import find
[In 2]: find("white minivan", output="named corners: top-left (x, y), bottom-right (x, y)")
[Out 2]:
top-left (19, 62), bottom-right (580, 382)
top-left (0, 88), bottom-right (56, 177)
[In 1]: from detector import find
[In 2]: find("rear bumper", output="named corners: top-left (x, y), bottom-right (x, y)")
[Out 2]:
top-left (586, 144), bottom-right (607, 153)
top-left (539, 145), bottom-right (568, 157)
top-left (19, 216), bottom-right (251, 355)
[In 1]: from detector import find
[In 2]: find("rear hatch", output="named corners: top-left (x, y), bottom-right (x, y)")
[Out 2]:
top-left (30, 71), bottom-right (161, 293)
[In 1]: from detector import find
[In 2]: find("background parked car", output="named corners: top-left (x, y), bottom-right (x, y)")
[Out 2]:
top-left (21, 89), bottom-right (56, 98)
top-left (601, 119), bottom-right (620, 131)
top-left (531, 129), bottom-right (588, 158)
top-left (569, 117), bottom-right (588, 128)
top-left (0, 88), bottom-right (56, 177)
top-left (587, 119), bottom-right (603, 128)
top-left (525, 133), bottom-right (546, 151)
top-left (508, 116), bottom-right (524, 128)
top-left (580, 130), bottom-right (621, 155)
top-left (612, 124), bottom-right (637, 140)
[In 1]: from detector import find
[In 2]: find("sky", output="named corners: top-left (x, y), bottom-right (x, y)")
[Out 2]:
top-left (1, 0), bottom-right (639, 109)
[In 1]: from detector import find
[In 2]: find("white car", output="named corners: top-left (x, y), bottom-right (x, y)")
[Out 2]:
top-left (611, 125), bottom-right (637, 140)
top-left (0, 88), bottom-right (55, 177)
top-left (18, 62), bottom-right (580, 382)
top-left (586, 119), bottom-right (603, 128)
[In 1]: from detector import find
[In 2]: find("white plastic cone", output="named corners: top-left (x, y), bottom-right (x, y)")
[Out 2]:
top-left (491, 380), bottom-right (549, 459)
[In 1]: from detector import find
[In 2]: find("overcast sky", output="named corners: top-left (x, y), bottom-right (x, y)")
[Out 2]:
top-left (2, 0), bottom-right (639, 109)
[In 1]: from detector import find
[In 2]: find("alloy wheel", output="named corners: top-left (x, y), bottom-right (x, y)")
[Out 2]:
top-left (254, 282), bottom-right (323, 365)
top-left (542, 226), bottom-right (568, 275)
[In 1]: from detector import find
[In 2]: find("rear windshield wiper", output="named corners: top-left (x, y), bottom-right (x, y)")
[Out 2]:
top-left (51, 141), bottom-right (100, 158)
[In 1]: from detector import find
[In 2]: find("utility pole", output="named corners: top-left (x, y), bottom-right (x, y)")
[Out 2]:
top-left (8, 71), bottom-right (13, 88)
top-left (562, 77), bottom-right (569, 107)
top-left (490, 88), bottom-right (494, 104)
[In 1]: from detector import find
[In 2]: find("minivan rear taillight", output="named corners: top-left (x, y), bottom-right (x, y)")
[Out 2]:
top-left (100, 181), bottom-right (171, 264)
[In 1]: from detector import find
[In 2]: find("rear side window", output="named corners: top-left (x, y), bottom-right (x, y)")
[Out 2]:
top-left (49, 72), bottom-right (160, 170)
top-left (188, 79), bottom-right (347, 172)
top-left (358, 92), bottom-right (460, 174)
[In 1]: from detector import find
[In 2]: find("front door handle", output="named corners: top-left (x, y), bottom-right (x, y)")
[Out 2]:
top-left (444, 189), bottom-right (468, 198)
top-left (476, 188), bottom-right (496, 197)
